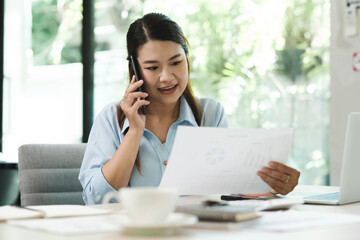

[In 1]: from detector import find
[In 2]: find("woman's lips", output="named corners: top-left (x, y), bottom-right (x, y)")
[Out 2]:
top-left (158, 84), bottom-right (178, 94)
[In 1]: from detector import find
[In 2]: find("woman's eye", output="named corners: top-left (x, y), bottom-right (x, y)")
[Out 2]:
top-left (146, 66), bottom-right (158, 70)
top-left (172, 60), bottom-right (182, 66)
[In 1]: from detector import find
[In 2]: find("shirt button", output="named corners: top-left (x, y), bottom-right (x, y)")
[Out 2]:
top-left (163, 161), bottom-right (168, 166)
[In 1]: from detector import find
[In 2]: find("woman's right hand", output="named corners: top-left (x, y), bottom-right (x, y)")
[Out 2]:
top-left (120, 76), bottom-right (150, 131)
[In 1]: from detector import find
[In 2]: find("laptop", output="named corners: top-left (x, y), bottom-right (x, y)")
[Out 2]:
top-left (288, 112), bottom-right (360, 205)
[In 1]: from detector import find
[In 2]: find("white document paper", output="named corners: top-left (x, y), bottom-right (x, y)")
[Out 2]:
top-left (0, 206), bottom-right (42, 221)
top-left (0, 205), bottom-right (114, 222)
top-left (250, 210), bottom-right (360, 231)
top-left (8, 214), bottom-right (124, 235)
top-left (192, 210), bottom-right (360, 231)
top-left (26, 204), bottom-right (113, 218)
top-left (159, 126), bottom-right (293, 195)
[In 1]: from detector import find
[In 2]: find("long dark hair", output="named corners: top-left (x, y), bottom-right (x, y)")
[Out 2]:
top-left (117, 13), bottom-right (202, 172)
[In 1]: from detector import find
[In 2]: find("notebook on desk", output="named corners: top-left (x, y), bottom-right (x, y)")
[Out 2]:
top-left (289, 112), bottom-right (360, 205)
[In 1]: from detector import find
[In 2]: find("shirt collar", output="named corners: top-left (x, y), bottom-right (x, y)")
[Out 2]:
top-left (120, 96), bottom-right (198, 135)
top-left (176, 96), bottom-right (198, 127)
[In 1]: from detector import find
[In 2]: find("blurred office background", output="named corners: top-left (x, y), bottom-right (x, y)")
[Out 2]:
top-left (1, 0), bottom-right (359, 205)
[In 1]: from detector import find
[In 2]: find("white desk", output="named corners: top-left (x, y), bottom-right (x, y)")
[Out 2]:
top-left (1, 186), bottom-right (360, 240)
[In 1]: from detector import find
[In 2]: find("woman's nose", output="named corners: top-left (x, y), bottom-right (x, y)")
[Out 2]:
top-left (160, 67), bottom-right (173, 81)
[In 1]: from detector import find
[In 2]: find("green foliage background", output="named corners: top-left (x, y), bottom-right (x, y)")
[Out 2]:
top-left (31, 0), bottom-right (330, 185)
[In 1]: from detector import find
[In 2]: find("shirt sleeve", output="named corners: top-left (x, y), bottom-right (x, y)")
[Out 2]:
top-left (200, 98), bottom-right (230, 128)
top-left (214, 101), bottom-right (230, 128)
top-left (78, 104), bottom-right (121, 205)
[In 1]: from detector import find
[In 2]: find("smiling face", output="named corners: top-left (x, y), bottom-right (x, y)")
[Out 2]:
top-left (137, 40), bottom-right (189, 108)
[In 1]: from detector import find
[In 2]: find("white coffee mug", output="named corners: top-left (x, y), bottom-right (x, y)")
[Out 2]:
top-left (102, 187), bottom-right (178, 224)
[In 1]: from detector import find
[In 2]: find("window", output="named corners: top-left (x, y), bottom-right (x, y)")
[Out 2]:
top-left (3, 0), bottom-right (83, 162)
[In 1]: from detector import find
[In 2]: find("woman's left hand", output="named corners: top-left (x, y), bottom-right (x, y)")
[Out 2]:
top-left (257, 161), bottom-right (300, 195)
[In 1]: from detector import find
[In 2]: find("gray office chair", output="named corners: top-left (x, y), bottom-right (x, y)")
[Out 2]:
top-left (18, 144), bottom-right (86, 206)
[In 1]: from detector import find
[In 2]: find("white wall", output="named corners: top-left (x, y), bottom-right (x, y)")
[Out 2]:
top-left (330, 1), bottom-right (360, 185)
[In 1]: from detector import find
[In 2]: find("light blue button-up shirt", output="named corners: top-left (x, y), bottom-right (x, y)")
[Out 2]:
top-left (79, 96), bottom-right (229, 204)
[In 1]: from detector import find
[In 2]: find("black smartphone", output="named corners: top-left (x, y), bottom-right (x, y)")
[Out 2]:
top-left (220, 194), bottom-right (256, 201)
top-left (220, 194), bottom-right (270, 201)
top-left (130, 55), bottom-right (146, 115)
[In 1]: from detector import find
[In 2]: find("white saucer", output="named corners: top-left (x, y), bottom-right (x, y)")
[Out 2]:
top-left (116, 213), bottom-right (198, 236)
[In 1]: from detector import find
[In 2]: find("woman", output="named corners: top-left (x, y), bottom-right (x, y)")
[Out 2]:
top-left (79, 13), bottom-right (300, 205)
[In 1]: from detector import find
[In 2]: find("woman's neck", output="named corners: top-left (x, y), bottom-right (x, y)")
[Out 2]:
top-left (144, 100), bottom-right (181, 143)
top-left (146, 100), bottom-right (180, 121)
